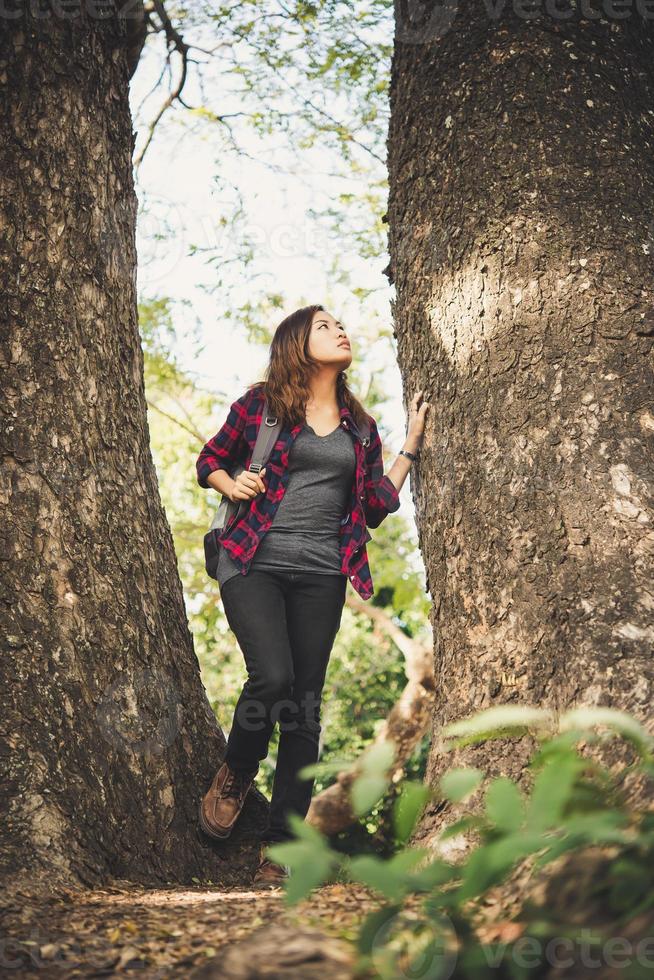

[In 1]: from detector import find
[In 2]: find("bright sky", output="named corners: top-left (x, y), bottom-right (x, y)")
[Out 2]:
top-left (128, 30), bottom-right (410, 474)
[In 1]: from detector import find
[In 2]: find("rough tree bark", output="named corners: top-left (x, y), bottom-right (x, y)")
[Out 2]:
top-left (385, 5), bottom-right (654, 844)
top-left (0, 6), bottom-right (265, 894)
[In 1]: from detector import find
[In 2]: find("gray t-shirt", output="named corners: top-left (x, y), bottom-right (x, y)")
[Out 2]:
top-left (217, 421), bottom-right (356, 592)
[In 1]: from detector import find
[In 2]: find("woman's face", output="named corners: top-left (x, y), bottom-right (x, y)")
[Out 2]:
top-left (307, 310), bottom-right (352, 368)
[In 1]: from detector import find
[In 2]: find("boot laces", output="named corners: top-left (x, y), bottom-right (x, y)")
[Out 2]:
top-left (223, 767), bottom-right (252, 799)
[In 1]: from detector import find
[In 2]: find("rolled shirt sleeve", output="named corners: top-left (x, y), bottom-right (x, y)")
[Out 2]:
top-left (362, 416), bottom-right (401, 528)
top-left (196, 389), bottom-right (251, 489)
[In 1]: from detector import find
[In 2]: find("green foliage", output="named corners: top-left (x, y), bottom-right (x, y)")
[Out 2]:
top-left (137, 0), bottom-right (395, 332)
top-left (439, 767), bottom-right (484, 804)
top-left (267, 815), bottom-right (339, 907)
top-left (274, 707), bottom-right (654, 977)
top-left (393, 781), bottom-right (431, 845)
top-left (441, 705), bottom-right (555, 749)
top-left (350, 740), bottom-right (396, 816)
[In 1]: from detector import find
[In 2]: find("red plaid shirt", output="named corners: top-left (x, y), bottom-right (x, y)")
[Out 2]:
top-left (196, 383), bottom-right (400, 600)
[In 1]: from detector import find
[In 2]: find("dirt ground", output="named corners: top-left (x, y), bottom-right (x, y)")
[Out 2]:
top-left (0, 879), bottom-right (387, 978)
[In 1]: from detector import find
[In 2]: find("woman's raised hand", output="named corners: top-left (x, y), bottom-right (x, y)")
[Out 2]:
top-left (407, 390), bottom-right (430, 444)
top-left (230, 467), bottom-right (267, 502)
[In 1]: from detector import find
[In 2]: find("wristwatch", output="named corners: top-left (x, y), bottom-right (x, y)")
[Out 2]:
top-left (399, 449), bottom-right (418, 463)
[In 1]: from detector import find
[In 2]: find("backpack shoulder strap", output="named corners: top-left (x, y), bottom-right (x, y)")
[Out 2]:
top-left (227, 395), bottom-right (281, 525)
top-left (248, 395), bottom-right (281, 472)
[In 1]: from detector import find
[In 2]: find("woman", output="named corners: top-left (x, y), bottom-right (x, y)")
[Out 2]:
top-left (196, 304), bottom-right (429, 887)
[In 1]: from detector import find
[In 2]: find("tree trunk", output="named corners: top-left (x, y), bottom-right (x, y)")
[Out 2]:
top-left (385, 7), bottom-right (654, 843)
top-left (0, 9), bottom-right (265, 894)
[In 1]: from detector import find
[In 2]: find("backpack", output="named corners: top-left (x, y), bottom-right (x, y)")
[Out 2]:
top-left (203, 397), bottom-right (282, 580)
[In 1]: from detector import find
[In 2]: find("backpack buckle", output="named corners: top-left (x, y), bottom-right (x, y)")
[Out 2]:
top-left (265, 415), bottom-right (278, 426)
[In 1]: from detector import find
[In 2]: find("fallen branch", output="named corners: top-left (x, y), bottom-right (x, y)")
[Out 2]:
top-left (308, 592), bottom-right (436, 836)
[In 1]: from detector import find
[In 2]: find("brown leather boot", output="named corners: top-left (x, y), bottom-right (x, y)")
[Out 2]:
top-left (252, 842), bottom-right (291, 887)
top-left (198, 761), bottom-right (257, 841)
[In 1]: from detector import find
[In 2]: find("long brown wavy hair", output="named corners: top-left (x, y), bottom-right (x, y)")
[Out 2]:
top-left (246, 304), bottom-right (369, 430)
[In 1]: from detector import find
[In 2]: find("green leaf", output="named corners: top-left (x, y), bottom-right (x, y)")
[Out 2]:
top-left (531, 833), bottom-right (580, 870)
top-left (351, 774), bottom-right (389, 816)
top-left (439, 767), bottom-right (484, 803)
top-left (526, 756), bottom-right (583, 832)
top-left (298, 757), bottom-right (357, 780)
top-left (268, 841), bottom-right (335, 905)
top-left (559, 707), bottom-right (653, 754)
top-left (406, 858), bottom-right (457, 891)
top-left (348, 854), bottom-right (413, 900)
top-left (349, 739), bottom-right (397, 815)
top-left (264, 813), bottom-right (337, 904)
top-left (532, 729), bottom-right (597, 761)
top-left (393, 781), bottom-right (431, 844)
top-left (532, 812), bottom-right (630, 871)
top-left (558, 811), bottom-right (630, 844)
top-left (442, 706), bottom-right (553, 747)
top-left (528, 730), bottom-right (604, 781)
top-left (283, 812), bottom-right (329, 847)
top-left (457, 832), bottom-right (547, 901)
top-left (387, 847), bottom-right (431, 875)
top-left (485, 777), bottom-right (524, 832)
top-left (439, 815), bottom-right (484, 840)
top-left (361, 738), bottom-right (396, 777)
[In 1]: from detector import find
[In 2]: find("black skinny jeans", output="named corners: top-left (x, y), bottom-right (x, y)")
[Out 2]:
top-left (220, 568), bottom-right (347, 845)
